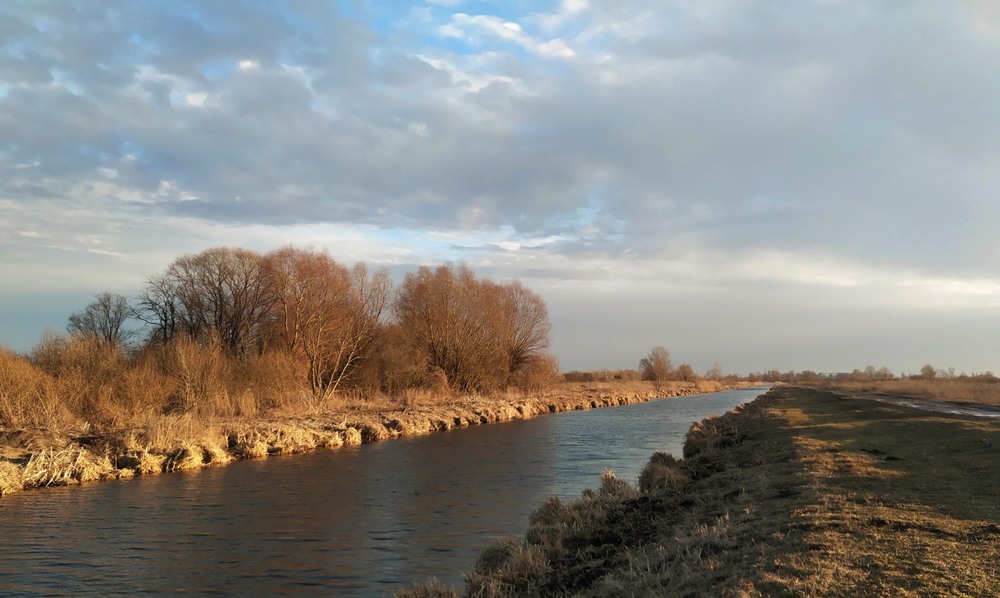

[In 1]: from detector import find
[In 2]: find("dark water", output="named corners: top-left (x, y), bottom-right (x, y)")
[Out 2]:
top-left (0, 387), bottom-right (767, 596)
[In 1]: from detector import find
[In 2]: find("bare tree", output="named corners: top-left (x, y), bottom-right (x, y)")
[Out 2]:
top-left (497, 281), bottom-right (551, 379)
top-left (640, 346), bottom-right (672, 391)
top-left (313, 262), bottom-right (390, 397)
top-left (135, 273), bottom-right (181, 345)
top-left (395, 265), bottom-right (486, 391)
top-left (139, 247), bottom-right (274, 357)
top-left (67, 292), bottom-right (135, 346)
top-left (394, 264), bottom-right (547, 393)
top-left (263, 248), bottom-right (391, 400)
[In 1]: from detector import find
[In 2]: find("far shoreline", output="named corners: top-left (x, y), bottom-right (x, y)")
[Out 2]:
top-left (0, 380), bottom-right (753, 499)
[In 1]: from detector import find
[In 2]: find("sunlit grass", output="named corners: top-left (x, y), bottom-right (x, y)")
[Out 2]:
top-left (399, 386), bottom-right (1000, 596)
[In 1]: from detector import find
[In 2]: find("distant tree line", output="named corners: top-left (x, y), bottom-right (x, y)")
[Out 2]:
top-left (63, 246), bottom-right (558, 403)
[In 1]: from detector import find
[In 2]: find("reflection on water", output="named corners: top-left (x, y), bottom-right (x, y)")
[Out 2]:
top-left (0, 387), bottom-right (766, 595)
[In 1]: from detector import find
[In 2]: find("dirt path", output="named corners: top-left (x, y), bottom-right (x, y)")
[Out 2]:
top-left (846, 391), bottom-right (1000, 418)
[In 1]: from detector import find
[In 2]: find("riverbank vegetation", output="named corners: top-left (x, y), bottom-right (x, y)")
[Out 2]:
top-left (1, 246), bottom-right (562, 431)
top-left (1, 245), bottom-right (750, 498)
top-left (399, 386), bottom-right (1000, 596)
top-left (0, 372), bottom-right (742, 497)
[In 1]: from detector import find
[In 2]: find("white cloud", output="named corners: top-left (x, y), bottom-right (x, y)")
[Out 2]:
top-left (449, 13), bottom-right (576, 57)
top-left (528, 0), bottom-right (590, 33)
top-left (3, 1), bottom-right (1000, 372)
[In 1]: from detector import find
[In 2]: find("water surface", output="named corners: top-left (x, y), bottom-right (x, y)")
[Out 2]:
top-left (0, 386), bottom-right (767, 595)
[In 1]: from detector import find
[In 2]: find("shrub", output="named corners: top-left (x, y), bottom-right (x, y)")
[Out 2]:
top-left (154, 337), bottom-right (234, 416)
top-left (0, 348), bottom-right (70, 428)
top-left (638, 451), bottom-right (689, 494)
top-left (510, 353), bottom-right (561, 393)
top-left (30, 334), bottom-right (134, 427)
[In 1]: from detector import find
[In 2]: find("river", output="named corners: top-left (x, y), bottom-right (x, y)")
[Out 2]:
top-left (0, 386), bottom-right (767, 596)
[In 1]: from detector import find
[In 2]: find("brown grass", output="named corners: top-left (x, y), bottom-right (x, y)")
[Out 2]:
top-left (21, 447), bottom-right (116, 489)
top-left (399, 386), bottom-right (1000, 597)
top-left (823, 377), bottom-right (1000, 407)
top-left (0, 348), bottom-right (74, 429)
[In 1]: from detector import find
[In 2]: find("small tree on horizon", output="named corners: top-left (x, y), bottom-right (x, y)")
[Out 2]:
top-left (640, 346), bottom-right (671, 391)
top-left (676, 363), bottom-right (696, 382)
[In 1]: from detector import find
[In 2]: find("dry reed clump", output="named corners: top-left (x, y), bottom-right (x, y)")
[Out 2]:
top-left (263, 424), bottom-right (326, 454)
top-left (135, 451), bottom-right (167, 475)
top-left (130, 413), bottom-right (233, 472)
top-left (20, 447), bottom-right (116, 489)
top-left (343, 427), bottom-right (363, 445)
top-left (0, 459), bottom-right (24, 496)
top-left (229, 431), bottom-right (270, 459)
top-left (160, 437), bottom-right (234, 471)
top-left (225, 422), bottom-right (342, 458)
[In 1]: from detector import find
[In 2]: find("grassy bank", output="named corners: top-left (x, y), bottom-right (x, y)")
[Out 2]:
top-left (0, 379), bottom-right (746, 498)
top-left (399, 386), bottom-right (1000, 596)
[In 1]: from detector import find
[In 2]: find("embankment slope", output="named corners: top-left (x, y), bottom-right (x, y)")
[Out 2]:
top-left (400, 386), bottom-right (1000, 596)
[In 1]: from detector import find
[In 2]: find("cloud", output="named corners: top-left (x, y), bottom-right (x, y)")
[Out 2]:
top-left (3, 1), bottom-right (1000, 372)
top-left (444, 13), bottom-right (576, 58)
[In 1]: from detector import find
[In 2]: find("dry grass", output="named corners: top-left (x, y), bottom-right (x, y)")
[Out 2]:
top-left (824, 377), bottom-right (1000, 407)
top-left (0, 459), bottom-right (24, 496)
top-left (400, 386), bottom-right (1000, 597)
top-left (0, 348), bottom-right (74, 429)
top-left (773, 388), bottom-right (1000, 595)
top-left (21, 447), bottom-right (116, 489)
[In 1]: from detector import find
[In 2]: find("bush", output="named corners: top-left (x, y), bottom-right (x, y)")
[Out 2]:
top-left (0, 348), bottom-right (70, 428)
top-left (511, 353), bottom-right (561, 393)
top-left (638, 451), bottom-right (689, 494)
top-left (30, 334), bottom-right (134, 427)
top-left (155, 337), bottom-right (234, 416)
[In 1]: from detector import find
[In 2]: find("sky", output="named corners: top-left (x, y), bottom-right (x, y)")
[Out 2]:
top-left (4, 1), bottom-right (1000, 376)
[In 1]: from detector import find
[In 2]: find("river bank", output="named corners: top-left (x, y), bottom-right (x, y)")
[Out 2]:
top-left (0, 380), bottom-right (748, 498)
top-left (400, 385), bottom-right (1000, 596)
